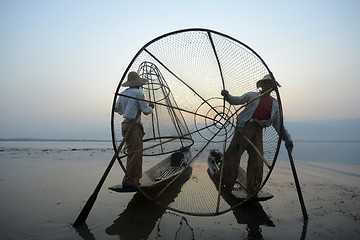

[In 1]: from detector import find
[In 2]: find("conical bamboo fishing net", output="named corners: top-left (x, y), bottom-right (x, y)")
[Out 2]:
top-left (111, 29), bottom-right (283, 216)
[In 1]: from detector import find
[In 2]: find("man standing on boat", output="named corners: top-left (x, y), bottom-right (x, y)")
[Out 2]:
top-left (221, 74), bottom-right (293, 194)
top-left (115, 71), bottom-right (154, 189)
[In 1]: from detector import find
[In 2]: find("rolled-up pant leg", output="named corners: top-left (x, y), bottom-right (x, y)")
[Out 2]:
top-left (246, 123), bottom-right (264, 194)
top-left (223, 122), bottom-right (263, 192)
top-left (121, 121), bottom-right (144, 186)
top-left (223, 125), bottom-right (252, 189)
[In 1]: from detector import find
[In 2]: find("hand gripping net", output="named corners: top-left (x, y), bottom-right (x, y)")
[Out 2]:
top-left (111, 29), bottom-right (283, 216)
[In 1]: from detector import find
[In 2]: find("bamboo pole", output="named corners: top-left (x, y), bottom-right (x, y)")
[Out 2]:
top-left (73, 112), bottom-right (140, 227)
top-left (286, 145), bottom-right (308, 220)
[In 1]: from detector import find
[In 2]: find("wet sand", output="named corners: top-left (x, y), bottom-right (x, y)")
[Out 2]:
top-left (0, 141), bottom-right (359, 239)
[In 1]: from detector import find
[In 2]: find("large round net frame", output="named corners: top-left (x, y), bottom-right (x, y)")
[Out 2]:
top-left (111, 28), bottom-right (283, 216)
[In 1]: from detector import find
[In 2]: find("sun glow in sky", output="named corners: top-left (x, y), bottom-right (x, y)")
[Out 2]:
top-left (1, 0), bottom-right (359, 139)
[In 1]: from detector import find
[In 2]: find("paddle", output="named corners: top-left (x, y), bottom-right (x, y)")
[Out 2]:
top-left (286, 145), bottom-right (308, 220)
top-left (73, 112), bottom-right (140, 227)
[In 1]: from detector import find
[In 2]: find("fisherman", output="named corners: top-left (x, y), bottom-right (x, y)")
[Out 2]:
top-left (115, 71), bottom-right (154, 189)
top-left (220, 74), bottom-right (293, 194)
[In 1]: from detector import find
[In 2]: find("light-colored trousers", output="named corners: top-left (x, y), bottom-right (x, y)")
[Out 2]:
top-left (223, 121), bottom-right (264, 193)
top-left (121, 120), bottom-right (145, 186)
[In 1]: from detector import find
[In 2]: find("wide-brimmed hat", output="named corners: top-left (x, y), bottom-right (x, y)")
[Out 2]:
top-left (256, 74), bottom-right (281, 88)
top-left (122, 71), bottom-right (148, 87)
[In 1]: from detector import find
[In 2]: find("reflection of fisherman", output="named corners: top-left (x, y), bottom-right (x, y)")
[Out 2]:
top-left (115, 71), bottom-right (154, 188)
top-left (221, 74), bottom-right (293, 194)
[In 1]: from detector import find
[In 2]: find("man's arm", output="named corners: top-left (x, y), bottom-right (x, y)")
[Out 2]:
top-left (272, 104), bottom-right (294, 152)
top-left (221, 90), bottom-right (256, 105)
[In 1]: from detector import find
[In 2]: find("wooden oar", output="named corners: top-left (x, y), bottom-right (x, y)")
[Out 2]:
top-left (286, 145), bottom-right (308, 220)
top-left (73, 112), bottom-right (140, 227)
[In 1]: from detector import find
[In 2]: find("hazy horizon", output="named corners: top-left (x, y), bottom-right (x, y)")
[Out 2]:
top-left (1, 118), bottom-right (359, 142)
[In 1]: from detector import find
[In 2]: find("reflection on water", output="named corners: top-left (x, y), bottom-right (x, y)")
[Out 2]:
top-left (104, 195), bottom-right (282, 240)
top-left (233, 202), bottom-right (274, 239)
top-left (301, 219), bottom-right (308, 240)
top-left (76, 223), bottom-right (96, 240)
top-left (206, 167), bottom-right (275, 239)
top-left (106, 192), bottom-right (167, 239)
top-left (106, 166), bottom-right (194, 240)
top-left (76, 190), bottom-right (282, 240)
top-left (105, 193), bottom-right (194, 240)
top-left (102, 195), bottom-right (280, 240)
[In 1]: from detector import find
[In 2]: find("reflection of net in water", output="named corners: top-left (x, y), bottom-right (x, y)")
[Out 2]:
top-left (111, 29), bottom-right (283, 216)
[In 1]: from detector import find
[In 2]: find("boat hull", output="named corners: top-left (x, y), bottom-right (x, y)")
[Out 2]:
top-left (109, 148), bottom-right (192, 193)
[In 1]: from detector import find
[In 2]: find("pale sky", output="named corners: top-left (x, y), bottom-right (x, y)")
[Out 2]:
top-left (1, 0), bottom-right (359, 139)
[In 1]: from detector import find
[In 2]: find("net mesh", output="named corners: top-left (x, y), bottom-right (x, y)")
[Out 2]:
top-left (111, 29), bottom-right (282, 216)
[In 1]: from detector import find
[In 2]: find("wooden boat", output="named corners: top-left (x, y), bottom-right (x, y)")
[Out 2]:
top-left (207, 150), bottom-right (273, 201)
top-left (109, 147), bottom-right (192, 193)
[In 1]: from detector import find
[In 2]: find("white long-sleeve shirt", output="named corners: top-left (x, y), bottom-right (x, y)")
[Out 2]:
top-left (115, 88), bottom-right (153, 123)
top-left (225, 91), bottom-right (292, 142)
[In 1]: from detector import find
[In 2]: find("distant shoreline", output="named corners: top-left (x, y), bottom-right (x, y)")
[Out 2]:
top-left (0, 138), bottom-right (111, 142)
top-left (294, 139), bottom-right (360, 143)
top-left (0, 138), bottom-right (359, 143)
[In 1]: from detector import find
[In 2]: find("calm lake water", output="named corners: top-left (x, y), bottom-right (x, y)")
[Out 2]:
top-left (0, 140), bottom-right (359, 240)
top-left (277, 141), bottom-right (360, 165)
top-left (2, 140), bottom-right (358, 164)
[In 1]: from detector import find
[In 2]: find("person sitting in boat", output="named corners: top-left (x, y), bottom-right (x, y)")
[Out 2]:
top-left (220, 74), bottom-right (293, 194)
top-left (115, 71), bottom-right (154, 189)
